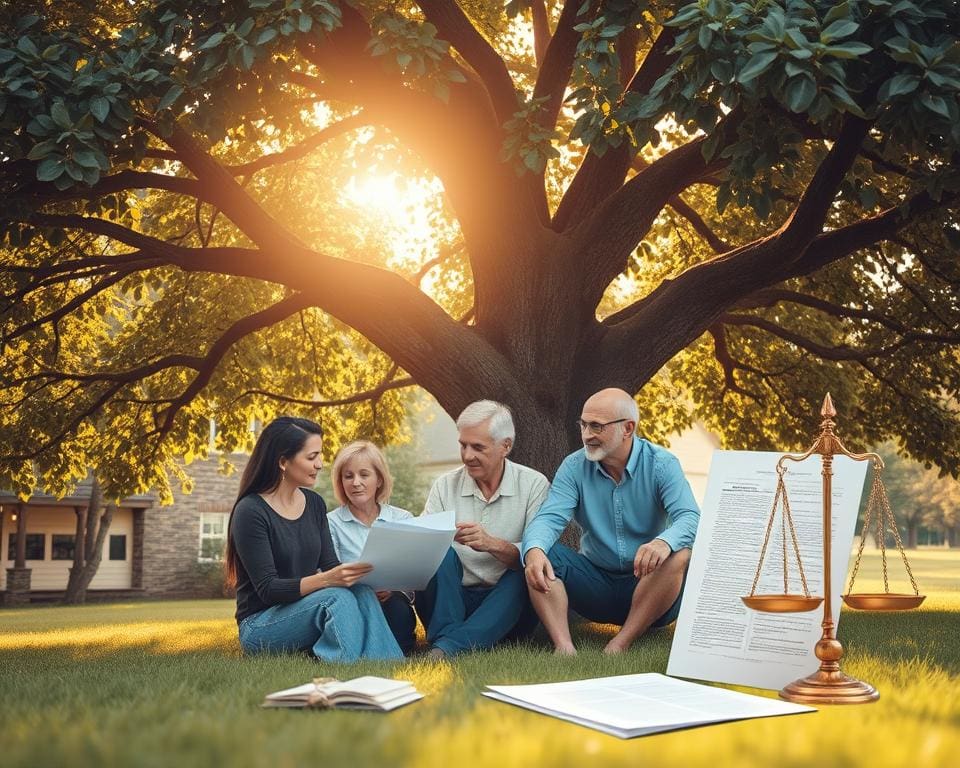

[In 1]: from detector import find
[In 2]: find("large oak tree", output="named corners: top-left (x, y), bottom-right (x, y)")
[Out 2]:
top-left (2, 0), bottom-right (959, 501)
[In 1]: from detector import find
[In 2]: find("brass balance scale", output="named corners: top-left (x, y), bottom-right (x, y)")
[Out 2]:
top-left (740, 393), bottom-right (925, 704)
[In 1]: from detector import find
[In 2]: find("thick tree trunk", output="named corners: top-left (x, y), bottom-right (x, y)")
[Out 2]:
top-left (906, 523), bottom-right (918, 549)
top-left (63, 478), bottom-right (114, 605)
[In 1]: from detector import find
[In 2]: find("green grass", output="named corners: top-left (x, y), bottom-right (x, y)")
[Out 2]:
top-left (2, 549), bottom-right (958, 768)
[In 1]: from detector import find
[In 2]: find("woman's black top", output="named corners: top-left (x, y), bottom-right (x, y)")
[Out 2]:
top-left (230, 489), bottom-right (340, 624)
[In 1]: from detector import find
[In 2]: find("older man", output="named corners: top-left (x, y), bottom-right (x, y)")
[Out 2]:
top-left (522, 388), bottom-right (700, 655)
top-left (418, 400), bottom-right (549, 658)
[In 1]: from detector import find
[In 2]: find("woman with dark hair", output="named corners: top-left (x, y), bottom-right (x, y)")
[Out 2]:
top-left (226, 416), bottom-right (402, 661)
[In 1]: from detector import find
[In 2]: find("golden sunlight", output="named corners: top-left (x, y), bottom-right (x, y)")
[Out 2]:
top-left (341, 171), bottom-right (446, 271)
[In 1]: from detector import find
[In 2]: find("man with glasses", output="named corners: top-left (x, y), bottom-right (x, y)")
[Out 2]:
top-left (521, 388), bottom-right (700, 655)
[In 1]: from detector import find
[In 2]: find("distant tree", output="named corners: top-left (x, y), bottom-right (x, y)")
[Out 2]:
top-left (62, 476), bottom-right (115, 603)
top-left (2, 1), bottom-right (959, 501)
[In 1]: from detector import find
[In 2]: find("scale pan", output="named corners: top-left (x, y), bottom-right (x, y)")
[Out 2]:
top-left (741, 594), bottom-right (823, 613)
top-left (842, 593), bottom-right (926, 611)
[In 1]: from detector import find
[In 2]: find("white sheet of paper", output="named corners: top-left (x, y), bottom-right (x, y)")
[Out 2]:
top-left (666, 450), bottom-right (868, 690)
top-left (353, 512), bottom-right (456, 591)
top-left (483, 673), bottom-right (813, 739)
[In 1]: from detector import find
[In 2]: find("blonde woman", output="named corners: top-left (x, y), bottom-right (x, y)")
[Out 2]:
top-left (327, 441), bottom-right (417, 654)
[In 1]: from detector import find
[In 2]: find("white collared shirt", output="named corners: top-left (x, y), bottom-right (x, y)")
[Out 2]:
top-left (423, 459), bottom-right (550, 587)
top-left (326, 502), bottom-right (414, 563)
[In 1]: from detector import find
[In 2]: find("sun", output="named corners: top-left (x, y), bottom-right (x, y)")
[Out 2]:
top-left (341, 171), bottom-right (446, 270)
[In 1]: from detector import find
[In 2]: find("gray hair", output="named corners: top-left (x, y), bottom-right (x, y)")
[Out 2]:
top-left (456, 400), bottom-right (515, 444)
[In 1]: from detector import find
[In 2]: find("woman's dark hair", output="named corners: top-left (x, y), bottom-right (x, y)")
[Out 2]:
top-left (224, 416), bottom-right (323, 587)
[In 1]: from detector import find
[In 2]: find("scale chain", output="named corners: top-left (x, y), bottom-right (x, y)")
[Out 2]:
top-left (750, 469), bottom-right (811, 598)
top-left (876, 471), bottom-right (921, 596)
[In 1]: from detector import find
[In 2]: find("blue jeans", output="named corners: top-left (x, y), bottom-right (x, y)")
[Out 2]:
top-left (547, 543), bottom-right (685, 627)
top-left (416, 548), bottom-right (530, 656)
top-left (238, 585), bottom-right (403, 662)
top-left (380, 592), bottom-right (417, 655)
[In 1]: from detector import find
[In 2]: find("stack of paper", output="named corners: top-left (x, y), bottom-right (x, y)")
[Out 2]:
top-left (263, 676), bottom-right (424, 711)
top-left (483, 673), bottom-right (813, 738)
top-left (355, 510), bottom-right (456, 591)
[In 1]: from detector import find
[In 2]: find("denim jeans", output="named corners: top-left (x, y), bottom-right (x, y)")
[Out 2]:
top-left (547, 542), bottom-right (686, 627)
top-left (238, 584), bottom-right (403, 662)
top-left (380, 592), bottom-right (417, 655)
top-left (415, 547), bottom-right (530, 656)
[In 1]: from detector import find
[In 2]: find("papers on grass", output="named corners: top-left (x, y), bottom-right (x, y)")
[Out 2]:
top-left (483, 673), bottom-right (813, 739)
top-left (354, 510), bottom-right (456, 591)
top-left (263, 676), bottom-right (423, 711)
top-left (667, 450), bottom-right (868, 690)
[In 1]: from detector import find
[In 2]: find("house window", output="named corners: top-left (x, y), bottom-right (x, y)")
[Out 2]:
top-left (109, 534), bottom-right (127, 561)
top-left (7, 533), bottom-right (45, 561)
top-left (51, 534), bottom-right (76, 561)
top-left (198, 512), bottom-right (229, 562)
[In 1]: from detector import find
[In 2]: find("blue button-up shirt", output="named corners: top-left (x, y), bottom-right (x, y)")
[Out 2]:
top-left (521, 437), bottom-right (700, 573)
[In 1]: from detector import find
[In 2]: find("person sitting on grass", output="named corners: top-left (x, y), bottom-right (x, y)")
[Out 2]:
top-left (225, 416), bottom-right (402, 662)
top-left (417, 400), bottom-right (549, 659)
top-left (522, 388), bottom-right (700, 655)
top-left (326, 440), bottom-right (417, 655)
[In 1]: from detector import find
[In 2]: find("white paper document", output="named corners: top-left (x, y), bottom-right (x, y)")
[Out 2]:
top-left (667, 450), bottom-right (868, 690)
top-left (354, 511), bottom-right (455, 591)
top-left (483, 673), bottom-right (813, 738)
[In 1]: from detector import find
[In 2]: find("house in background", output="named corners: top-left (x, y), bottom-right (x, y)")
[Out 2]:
top-left (1, 457), bottom-right (250, 604)
top-left (1, 398), bottom-right (718, 604)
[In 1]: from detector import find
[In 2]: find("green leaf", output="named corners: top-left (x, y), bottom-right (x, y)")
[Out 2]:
top-left (921, 93), bottom-right (951, 118)
top-left (90, 96), bottom-right (110, 123)
top-left (72, 149), bottom-right (100, 168)
top-left (826, 84), bottom-right (866, 117)
top-left (821, 19), bottom-right (859, 43)
top-left (240, 45), bottom-right (255, 70)
top-left (824, 42), bottom-right (873, 59)
top-left (710, 60), bottom-right (734, 84)
top-left (256, 28), bottom-right (278, 45)
top-left (823, 2), bottom-right (852, 26)
top-left (200, 32), bottom-right (226, 50)
top-left (298, 14), bottom-right (313, 34)
top-left (50, 101), bottom-right (72, 129)
top-left (36, 156), bottom-right (65, 181)
top-left (738, 51), bottom-right (778, 83)
top-left (881, 73), bottom-right (920, 98)
top-left (447, 69), bottom-right (466, 83)
top-left (158, 84), bottom-right (183, 111)
top-left (785, 75), bottom-right (818, 113)
top-left (396, 52), bottom-right (412, 69)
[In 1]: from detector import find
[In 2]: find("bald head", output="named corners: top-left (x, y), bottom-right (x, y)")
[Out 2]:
top-left (583, 388), bottom-right (639, 423)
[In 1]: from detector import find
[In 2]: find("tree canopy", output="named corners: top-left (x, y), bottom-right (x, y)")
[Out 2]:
top-left (1, 0), bottom-right (959, 500)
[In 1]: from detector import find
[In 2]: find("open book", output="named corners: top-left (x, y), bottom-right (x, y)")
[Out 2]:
top-left (263, 676), bottom-right (424, 711)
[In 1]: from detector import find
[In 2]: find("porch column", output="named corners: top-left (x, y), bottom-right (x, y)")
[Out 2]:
top-left (5, 504), bottom-right (31, 605)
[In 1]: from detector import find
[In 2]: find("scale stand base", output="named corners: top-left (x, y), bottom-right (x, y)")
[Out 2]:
top-left (780, 669), bottom-right (879, 705)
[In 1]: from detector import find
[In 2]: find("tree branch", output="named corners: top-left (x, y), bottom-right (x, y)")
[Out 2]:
top-left (531, 0), bottom-right (588, 134)
top-left (416, 0), bottom-right (517, 123)
top-left (553, 26), bottom-right (678, 231)
top-left (530, 0), bottom-right (551, 65)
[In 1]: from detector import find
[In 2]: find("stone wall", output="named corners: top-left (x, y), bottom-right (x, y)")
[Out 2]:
top-left (141, 454), bottom-right (247, 597)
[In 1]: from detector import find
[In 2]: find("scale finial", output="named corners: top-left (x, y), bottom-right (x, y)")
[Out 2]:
top-left (821, 393), bottom-right (836, 418)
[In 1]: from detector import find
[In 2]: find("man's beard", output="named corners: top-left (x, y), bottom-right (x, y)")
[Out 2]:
top-left (583, 443), bottom-right (610, 462)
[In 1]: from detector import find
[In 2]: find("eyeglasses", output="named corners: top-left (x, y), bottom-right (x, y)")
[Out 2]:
top-left (575, 418), bottom-right (628, 435)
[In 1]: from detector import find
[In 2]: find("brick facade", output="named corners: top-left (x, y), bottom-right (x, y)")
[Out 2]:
top-left (141, 454), bottom-right (248, 598)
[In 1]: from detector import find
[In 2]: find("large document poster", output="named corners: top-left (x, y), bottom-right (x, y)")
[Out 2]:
top-left (667, 450), bottom-right (868, 690)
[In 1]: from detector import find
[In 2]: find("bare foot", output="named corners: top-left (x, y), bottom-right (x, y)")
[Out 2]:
top-left (553, 644), bottom-right (577, 656)
top-left (603, 639), bottom-right (631, 655)
top-left (426, 647), bottom-right (447, 661)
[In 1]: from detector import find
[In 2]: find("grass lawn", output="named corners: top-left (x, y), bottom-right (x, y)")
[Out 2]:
top-left (2, 549), bottom-right (958, 768)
